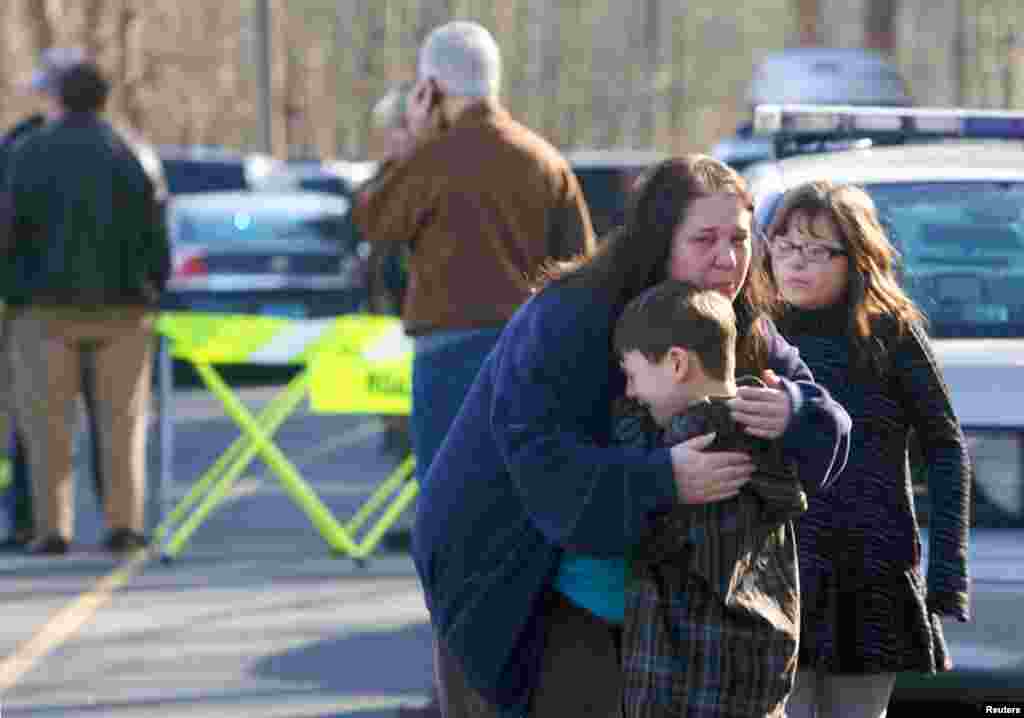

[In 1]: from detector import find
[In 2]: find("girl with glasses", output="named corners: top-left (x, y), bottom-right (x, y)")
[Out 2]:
top-left (764, 180), bottom-right (971, 718)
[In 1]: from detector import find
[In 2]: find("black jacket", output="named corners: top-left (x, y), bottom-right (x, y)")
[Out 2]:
top-left (778, 302), bottom-right (970, 674)
top-left (0, 113), bottom-right (170, 307)
top-left (0, 114), bottom-right (45, 181)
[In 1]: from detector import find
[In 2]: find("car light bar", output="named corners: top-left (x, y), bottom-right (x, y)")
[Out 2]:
top-left (753, 104), bottom-right (1024, 141)
top-left (753, 103), bottom-right (1024, 137)
top-left (753, 103), bottom-right (1024, 138)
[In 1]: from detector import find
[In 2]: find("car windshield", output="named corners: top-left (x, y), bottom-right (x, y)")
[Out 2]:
top-left (162, 159), bottom-right (248, 195)
top-left (176, 207), bottom-right (351, 246)
top-left (866, 181), bottom-right (1024, 339)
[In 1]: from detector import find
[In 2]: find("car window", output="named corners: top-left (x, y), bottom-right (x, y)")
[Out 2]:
top-left (297, 174), bottom-right (353, 198)
top-left (866, 182), bottom-right (1024, 339)
top-left (162, 158), bottom-right (248, 195)
top-left (912, 431), bottom-right (1024, 529)
top-left (177, 208), bottom-right (351, 246)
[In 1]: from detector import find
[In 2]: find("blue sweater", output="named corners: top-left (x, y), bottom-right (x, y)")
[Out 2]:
top-left (413, 283), bottom-right (851, 713)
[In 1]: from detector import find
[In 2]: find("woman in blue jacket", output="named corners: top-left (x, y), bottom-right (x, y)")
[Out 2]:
top-left (413, 155), bottom-right (852, 717)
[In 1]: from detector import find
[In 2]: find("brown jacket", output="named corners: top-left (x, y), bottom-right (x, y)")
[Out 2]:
top-left (352, 102), bottom-right (595, 335)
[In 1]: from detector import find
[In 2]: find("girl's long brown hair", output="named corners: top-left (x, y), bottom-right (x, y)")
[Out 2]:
top-left (534, 154), bottom-right (777, 373)
top-left (765, 180), bottom-right (926, 373)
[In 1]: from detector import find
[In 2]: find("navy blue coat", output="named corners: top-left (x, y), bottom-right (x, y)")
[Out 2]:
top-left (413, 282), bottom-right (852, 713)
top-left (779, 304), bottom-right (971, 673)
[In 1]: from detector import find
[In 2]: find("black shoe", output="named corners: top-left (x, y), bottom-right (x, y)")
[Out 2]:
top-left (26, 534), bottom-right (70, 556)
top-left (104, 529), bottom-right (148, 554)
top-left (0, 529), bottom-right (34, 551)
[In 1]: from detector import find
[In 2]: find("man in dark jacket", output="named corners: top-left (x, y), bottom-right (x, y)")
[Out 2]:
top-left (0, 48), bottom-right (111, 551)
top-left (1, 58), bottom-right (169, 556)
top-left (0, 112), bottom-right (43, 550)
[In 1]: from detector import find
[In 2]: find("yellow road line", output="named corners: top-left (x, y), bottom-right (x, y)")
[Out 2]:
top-left (0, 418), bottom-right (390, 692)
top-left (0, 548), bottom-right (149, 691)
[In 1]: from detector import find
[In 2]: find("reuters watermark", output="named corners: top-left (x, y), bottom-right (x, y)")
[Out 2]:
top-left (985, 706), bottom-right (1023, 715)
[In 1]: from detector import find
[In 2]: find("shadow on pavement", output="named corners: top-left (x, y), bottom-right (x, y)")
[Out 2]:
top-left (252, 621), bottom-right (435, 695)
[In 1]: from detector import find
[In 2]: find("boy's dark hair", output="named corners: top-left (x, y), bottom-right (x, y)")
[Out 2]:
top-left (613, 279), bottom-right (737, 381)
top-left (58, 62), bottom-right (110, 113)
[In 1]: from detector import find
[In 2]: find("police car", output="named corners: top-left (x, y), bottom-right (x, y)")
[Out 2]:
top-left (744, 104), bottom-right (1024, 709)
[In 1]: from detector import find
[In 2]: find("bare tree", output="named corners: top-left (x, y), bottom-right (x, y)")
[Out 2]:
top-left (524, 0), bottom-right (549, 136)
top-left (865, 0), bottom-right (898, 54)
top-left (18, 0), bottom-right (55, 59)
top-left (112, 0), bottom-right (155, 131)
top-left (21, 0), bottom-right (1018, 159)
top-left (79, 0), bottom-right (106, 58)
top-left (795, 0), bottom-right (819, 46)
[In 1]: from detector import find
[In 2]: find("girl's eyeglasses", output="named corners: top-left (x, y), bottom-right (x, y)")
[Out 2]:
top-left (768, 238), bottom-right (848, 264)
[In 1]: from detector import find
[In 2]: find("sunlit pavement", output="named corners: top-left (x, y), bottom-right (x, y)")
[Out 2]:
top-left (0, 386), bottom-right (432, 717)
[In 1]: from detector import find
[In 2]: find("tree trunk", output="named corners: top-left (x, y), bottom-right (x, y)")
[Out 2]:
top-left (79, 0), bottom-right (106, 59)
top-left (114, 0), bottom-right (147, 130)
top-left (19, 0), bottom-right (54, 59)
top-left (525, 0), bottom-right (548, 136)
top-left (334, 0), bottom-right (360, 157)
top-left (795, 0), bottom-right (819, 46)
top-left (865, 0), bottom-right (899, 54)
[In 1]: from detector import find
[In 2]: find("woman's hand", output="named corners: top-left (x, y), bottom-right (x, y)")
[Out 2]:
top-left (728, 369), bottom-right (793, 439)
top-left (669, 433), bottom-right (753, 504)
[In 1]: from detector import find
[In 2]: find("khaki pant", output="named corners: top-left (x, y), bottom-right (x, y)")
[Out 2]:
top-left (9, 306), bottom-right (154, 541)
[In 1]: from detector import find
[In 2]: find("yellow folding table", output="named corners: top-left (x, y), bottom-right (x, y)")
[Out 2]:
top-left (152, 311), bottom-right (417, 564)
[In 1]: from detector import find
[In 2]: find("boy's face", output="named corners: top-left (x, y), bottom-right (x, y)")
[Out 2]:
top-left (620, 349), bottom-right (692, 428)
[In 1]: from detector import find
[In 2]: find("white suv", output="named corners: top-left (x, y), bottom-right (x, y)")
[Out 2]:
top-left (745, 105), bottom-right (1024, 710)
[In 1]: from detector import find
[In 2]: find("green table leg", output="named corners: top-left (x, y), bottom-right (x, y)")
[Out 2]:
top-left (189, 361), bottom-right (362, 556)
top-left (154, 371), bottom-right (308, 543)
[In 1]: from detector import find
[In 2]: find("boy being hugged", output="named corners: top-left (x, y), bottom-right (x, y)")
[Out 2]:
top-left (614, 280), bottom-right (808, 718)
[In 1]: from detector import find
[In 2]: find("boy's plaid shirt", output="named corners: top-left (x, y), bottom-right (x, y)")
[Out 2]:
top-left (615, 378), bottom-right (806, 718)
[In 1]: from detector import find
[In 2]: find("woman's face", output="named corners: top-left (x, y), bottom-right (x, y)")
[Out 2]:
top-left (770, 210), bottom-right (850, 309)
top-left (667, 194), bottom-right (752, 301)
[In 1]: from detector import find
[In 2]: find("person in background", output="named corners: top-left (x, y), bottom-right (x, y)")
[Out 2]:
top-left (364, 83), bottom-right (414, 460)
top-left (0, 111), bottom-right (43, 551)
top-left (413, 155), bottom-right (850, 716)
top-left (352, 22), bottom-right (595, 718)
top-left (612, 279), bottom-right (808, 718)
top-left (353, 20), bottom-right (595, 487)
top-left (764, 180), bottom-right (971, 718)
top-left (1, 58), bottom-right (170, 556)
top-left (0, 46), bottom-right (107, 550)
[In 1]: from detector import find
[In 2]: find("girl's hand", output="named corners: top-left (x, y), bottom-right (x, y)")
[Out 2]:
top-left (727, 369), bottom-right (793, 439)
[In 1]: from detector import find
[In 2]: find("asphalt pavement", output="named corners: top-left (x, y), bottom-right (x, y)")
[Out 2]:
top-left (0, 384), bottom-right (433, 717)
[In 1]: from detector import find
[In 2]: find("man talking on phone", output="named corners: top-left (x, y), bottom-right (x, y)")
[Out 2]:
top-left (353, 21), bottom-right (594, 717)
top-left (354, 20), bottom-right (594, 498)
